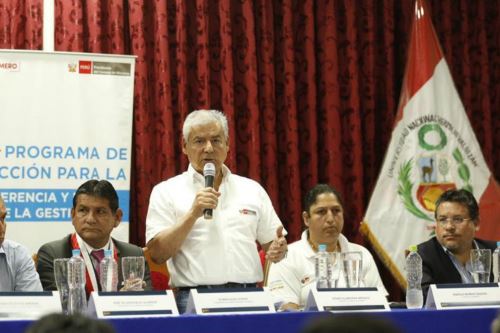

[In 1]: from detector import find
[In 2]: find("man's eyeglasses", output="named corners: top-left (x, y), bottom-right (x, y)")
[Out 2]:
top-left (436, 216), bottom-right (473, 226)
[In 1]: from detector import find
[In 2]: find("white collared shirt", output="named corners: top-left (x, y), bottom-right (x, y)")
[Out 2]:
top-left (268, 230), bottom-right (387, 308)
top-left (76, 233), bottom-right (112, 255)
top-left (145, 164), bottom-right (284, 287)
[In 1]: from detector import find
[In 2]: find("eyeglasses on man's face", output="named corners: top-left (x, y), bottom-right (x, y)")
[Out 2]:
top-left (436, 216), bottom-right (473, 226)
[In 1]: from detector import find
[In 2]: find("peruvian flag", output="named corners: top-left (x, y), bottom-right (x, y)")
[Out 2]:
top-left (361, 0), bottom-right (500, 287)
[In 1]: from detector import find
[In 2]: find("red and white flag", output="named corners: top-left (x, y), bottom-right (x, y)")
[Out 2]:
top-left (361, 0), bottom-right (500, 286)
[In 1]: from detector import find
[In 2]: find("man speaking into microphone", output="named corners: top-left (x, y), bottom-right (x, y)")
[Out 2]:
top-left (145, 110), bottom-right (287, 313)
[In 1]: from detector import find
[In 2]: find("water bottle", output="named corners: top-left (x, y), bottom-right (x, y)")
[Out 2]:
top-left (493, 241), bottom-right (500, 283)
top-left (315, 244), bottom-right (331, 289)
top-left (67, 249), bottom-right (87, 314)
top-left (405, 245), bottom-right (423, 309)
top-left (100, 249), bottom-right (118, 291)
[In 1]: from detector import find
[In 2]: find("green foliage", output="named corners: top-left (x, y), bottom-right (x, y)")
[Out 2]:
top-left (452, 148), bottom-right (463, 162)
top-left (453, 147), bottom-right (473, 193)
top-left (397, 159), bottom-right (433, 221)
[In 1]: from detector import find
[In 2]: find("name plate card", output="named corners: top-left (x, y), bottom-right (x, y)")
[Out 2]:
top-left (0, 291), bottom-right (61, 320)
top-left (305, 287), bottom-right (390, 312)
top-left (88, 290), bottom-right (178, 318)
top-left (185, 287), bottom-right (276, 315)
top-left (425, 283), bottom-right (500, 310)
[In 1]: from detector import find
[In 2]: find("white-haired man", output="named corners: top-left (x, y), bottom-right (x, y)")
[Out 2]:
top-left (145, 109), bottom-right (287, 312)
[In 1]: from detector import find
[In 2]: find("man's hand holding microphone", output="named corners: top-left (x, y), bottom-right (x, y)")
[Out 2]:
top-left (189, 162), bottom-right (220, 220)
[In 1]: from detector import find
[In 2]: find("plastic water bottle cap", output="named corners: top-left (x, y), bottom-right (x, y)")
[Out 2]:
top-left (408, 245), bottom-right (417, 252)
top-left (104, 249), bottom-right (113, 257)
top-left (72, 249), bottom-right (81, 257)
top-left (318, 244), bottom-right (327, 252)
top-left (497, 241), bottom-right (500, 247)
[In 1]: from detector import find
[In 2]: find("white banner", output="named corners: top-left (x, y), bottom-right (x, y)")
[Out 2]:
top-left (0, 50), bottom-right (135, 253)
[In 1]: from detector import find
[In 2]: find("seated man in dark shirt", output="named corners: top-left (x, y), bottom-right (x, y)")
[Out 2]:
top-left (417, 189), bottom-right (496, 298)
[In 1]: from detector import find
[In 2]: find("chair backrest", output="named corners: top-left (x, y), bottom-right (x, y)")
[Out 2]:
top-left (143, 247), bottom-right (170, 290)
top-left (259, 249), bottom-right (270, 287)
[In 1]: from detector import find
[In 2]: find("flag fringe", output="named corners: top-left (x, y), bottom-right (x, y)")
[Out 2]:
top-left (359, 222), bottom-right (407, 289)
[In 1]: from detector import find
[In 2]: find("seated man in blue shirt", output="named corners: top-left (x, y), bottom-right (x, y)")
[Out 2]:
top-left (0, 196), bottom-right (43, 291)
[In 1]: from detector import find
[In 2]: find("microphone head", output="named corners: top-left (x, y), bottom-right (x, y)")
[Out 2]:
top-left (203, 162), bottom-right (216, 177)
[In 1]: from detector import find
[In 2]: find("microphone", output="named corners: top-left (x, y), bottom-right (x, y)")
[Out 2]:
top-left (203, 162), bottom-right (216, 219)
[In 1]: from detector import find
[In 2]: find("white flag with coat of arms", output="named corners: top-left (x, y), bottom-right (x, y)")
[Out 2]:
top-left (361, 0), bottom-right (500, 287)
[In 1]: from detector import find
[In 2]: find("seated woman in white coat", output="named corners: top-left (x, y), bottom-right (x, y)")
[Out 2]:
top-left (267, 184), bottom-right (386, 310)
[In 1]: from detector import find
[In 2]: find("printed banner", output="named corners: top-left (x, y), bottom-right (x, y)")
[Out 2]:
top-left (360, 0), bottom-right (500, 287)
top-left (0, 50), bottom-right (135, 253)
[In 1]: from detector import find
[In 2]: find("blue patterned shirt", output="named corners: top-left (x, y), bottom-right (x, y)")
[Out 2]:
top-left (442, 240), bottom-right (479, 284)
top-left (0, 239), bottom-right (43, 291)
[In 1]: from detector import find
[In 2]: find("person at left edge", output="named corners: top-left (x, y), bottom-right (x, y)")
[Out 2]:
top-left (37, 180), bottom-right (152, 295)
top-left (0, 195), bottom-right (43, 291)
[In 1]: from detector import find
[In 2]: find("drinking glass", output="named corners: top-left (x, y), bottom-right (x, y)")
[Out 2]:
top-left (470, 249), bottom-right (491, 283)
top-left (328, 252), bottom-right (341, 288)
top-left (53, 258), bottom-right (69, 314)
top-left (121, 256), bottom-right (145, 290)
top-left (342, 252), bottom-right (363, 288)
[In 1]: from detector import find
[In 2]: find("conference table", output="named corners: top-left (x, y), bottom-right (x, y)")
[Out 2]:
top-left (2, 307), bottom-right (499, 333)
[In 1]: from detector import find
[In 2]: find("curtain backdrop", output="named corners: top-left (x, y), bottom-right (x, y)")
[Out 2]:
top-left (1, 0), bottom-right (498, 300)
top-left (0, 0), bottom-right (43, 49)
